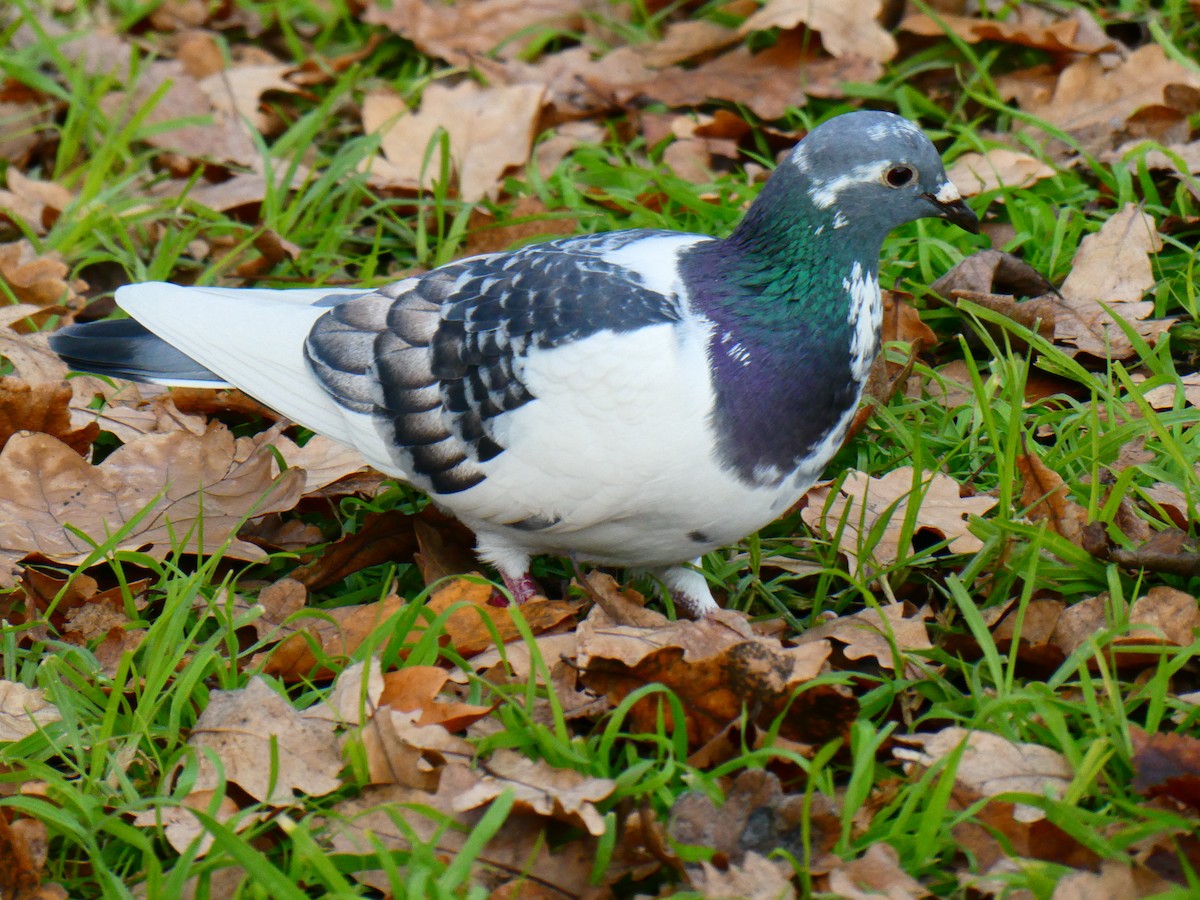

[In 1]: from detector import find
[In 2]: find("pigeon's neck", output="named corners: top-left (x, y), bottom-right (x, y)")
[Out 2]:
top-left (680, 164), bottom-right (885, 488)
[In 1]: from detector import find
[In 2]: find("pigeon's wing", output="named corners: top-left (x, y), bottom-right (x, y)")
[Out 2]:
top-left (304, 231), bottom-right (696, 495)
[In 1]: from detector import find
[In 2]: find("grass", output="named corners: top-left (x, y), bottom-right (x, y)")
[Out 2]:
top-left (2, 0), bottom-right (1200, 896)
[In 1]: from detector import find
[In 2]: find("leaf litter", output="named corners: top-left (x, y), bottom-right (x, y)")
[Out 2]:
top-left (2, 0), bottom-right (1200, 896)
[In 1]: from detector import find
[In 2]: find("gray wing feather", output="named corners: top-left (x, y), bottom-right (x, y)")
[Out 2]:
top-left (305, 232), bottom-right (685, 495)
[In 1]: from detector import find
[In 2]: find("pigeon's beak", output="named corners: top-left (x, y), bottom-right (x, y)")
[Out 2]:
top-left (926, 183), bottom-right (980, 234)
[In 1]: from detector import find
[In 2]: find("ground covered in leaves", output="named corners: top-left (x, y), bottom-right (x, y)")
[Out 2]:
top-left (2, 0), bottom-right (1200, 897)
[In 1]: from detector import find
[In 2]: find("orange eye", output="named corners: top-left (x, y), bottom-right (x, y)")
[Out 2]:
top-left (885, 166), bottom-right (914, 187)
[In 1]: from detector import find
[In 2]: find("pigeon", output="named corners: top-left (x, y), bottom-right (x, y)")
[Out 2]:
top-left (51, 110), bottom-right (978, 618)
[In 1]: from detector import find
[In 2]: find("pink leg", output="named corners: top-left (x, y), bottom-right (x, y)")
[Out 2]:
top-left (497, 570), bottom-right (541, 605)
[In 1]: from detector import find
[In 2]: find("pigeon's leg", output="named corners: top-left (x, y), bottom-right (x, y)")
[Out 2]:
top-left (475, 535), bottom-right (541, 604)
top-left (654, 561), bottom-right (718, 618)
top-left (500, 571), bottom-right (542, 604)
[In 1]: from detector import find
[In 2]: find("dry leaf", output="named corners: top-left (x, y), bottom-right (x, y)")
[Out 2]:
top-left (302, 659), bottom-right (385, 727)
top-left (101, 60), bottom-right (259, 166)
top-left (902, 8), bottom-right (1113, 55)
top-left (325, 765), bottom-right (609, 894)
top-left (0, 682), bottom-right (61, 741)
top-left (1016, 446), bottom-right (1088, 545)
top-left (1000, 44), bottom-right (1200, 156)
top-left (377, 665), bottom-right (494, 730)
top-left (792, 602), bottom-right (934, 679)
top-left (894, 728), bottom-right (1072, 822)
top-left (669, 769), bottom-right (838, 878)
top-left (1130, 726), bottom-right (1200, 811)
top-left (740, 0), bottom-right (896, 61)
top-left (828, 843), bottom-right (929, 899)
top-left (0, 815), bottom-right (52, 900)
top-left (0, 424), bottom-right (305, 582)
top-left (364, 81), bottom-right (547, 202)
top-left (0, 240), bottom-right (86, 306)
top-left (946, 149), bottom-right (1056, 196)
top-left (0, 169), bottom-right (73, 235)
top-left (0, 377), bottom-right (98, 454)
top-left (261, 594), bottom-right (406, 679)
top-left (453, 748), bottom-right (616, 836)
top-left (802, 467), bottom-right (997, 572)
top-left (188, 676), bottom-right (342, 804)
top-left (363, 0), bottom-right (585, 68)
top-left (1053, 205), bottom-right (1166, 358)
top-left (577, 600), bottom-right (846, 746)
top-left (692, 852), bottom-right (797, 899)
top-left (130, 790), bottom-right (244, 856)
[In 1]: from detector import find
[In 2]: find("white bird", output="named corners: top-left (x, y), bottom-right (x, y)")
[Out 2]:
top-left (51, 111), bottom-right (977, 617)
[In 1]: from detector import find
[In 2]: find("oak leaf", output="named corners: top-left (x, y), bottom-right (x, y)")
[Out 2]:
top-left (453, 748), bottom-right (616, 836)
top-left (0, 424), bottom-right (305, 582)
top-left (901, 8), bottom-right (1113, 55)
top-left (0, 682), bottom-right (61, 741)
top-left (187, 676), bottom-right (342, 805)
top-left (364, 81), bottom-right (547, 202)
top-left (802, 467), bottom-right (997, 572)
top-left (894, 728), bottom-right (1071, 823)
top-left (739, 0), bottom-right (898, 62)
top-left (947, 148), bottom-right (1056, 196)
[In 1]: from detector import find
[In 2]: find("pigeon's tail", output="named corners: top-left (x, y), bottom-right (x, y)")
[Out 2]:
top-left (50, 318), bottom-right (231, 387)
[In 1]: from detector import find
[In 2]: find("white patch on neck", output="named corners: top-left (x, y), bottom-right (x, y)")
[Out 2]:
top-left (808, 161), bottom-right (890, 209)
top-left (843, 261), bottom-right (882, 382)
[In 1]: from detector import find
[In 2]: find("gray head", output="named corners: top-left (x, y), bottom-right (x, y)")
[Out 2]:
top-left (786, 110), bottom-right (979, 236)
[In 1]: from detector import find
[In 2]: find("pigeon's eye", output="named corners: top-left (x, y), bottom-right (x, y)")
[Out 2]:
top-left (884, 165), bottom-right (915, 188)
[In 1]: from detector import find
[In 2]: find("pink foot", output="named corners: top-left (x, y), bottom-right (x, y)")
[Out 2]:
top-left (500, 571), bottom-right (541, 604)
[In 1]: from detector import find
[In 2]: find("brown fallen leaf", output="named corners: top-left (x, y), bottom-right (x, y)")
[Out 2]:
top-left (261, 594), bottom-right (406, 679)
top-left (791, 602), bottom-right (934, 679)
top-left (0, 240), bottom-right (87, 307)
top-left (901, 7), bottom-right (1114, 55)
top-left (0, 169), bottom-right (73, 235)
top-left (420, 577), bottom-right (577, 657)
top-left (1052, 205), bottom-right (1168, 358)
top-left (324, 765), bottom-right (614, 895)
top-left (363, 0), bottom-right (585, 68)
top-left (946, 148), bottom-right (1057, 197)
top-left (1052, 859), bottom-right (1174, 900)
top-left (377, 665), bottom-right (494, 730)
top-left (187, 676), bottom-right (342, 804)
top-left (101, 59), bottom-right (259, 167)
top-left (739, 0), bottom-right (898, 62)
top-left (578, 602), bottom-right (845, 747)
top-left (0, 377), bottom-right (97, 455)
top-left (999, 44), bottom-right (1200, 157)
top-left (1016, 444), bottom-right (1088, 545)
top-left (802, 467), bottom-right (997, 573)
top-left (0, 79), bottom-right (55, 168)
top-left (893, 728), bottom-right (1072, 823)
top-left (359, 705), bottom-right (475, 789)
top-left (827, 842), bottom-right (929, 899)
top-left (0, 424), bottom-right (305, 584)
top-left (453, 748), bottom-right (615, 836)
top-left (0, 682), bottom-right (61, 741)
top-left (288, 506), bottom-right (471, 592)
top-left (364, 81), bottom-right (547, 202)
top-left (0, 815), bottom-right (54, 900)
top-left (669, 769), bottom-right (838, 877)
top-left (690, 852), bottom-right (796, 900)
top-left (130, 790), bottom-right (244, 857)
top-left (950, 789), bottom-right (1101, 888)
top-left (1130, 726), bottom-right (1200, 812)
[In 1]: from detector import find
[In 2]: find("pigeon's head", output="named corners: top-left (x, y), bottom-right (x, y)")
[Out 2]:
top-left (787, 111), bottom-right (979, 236)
